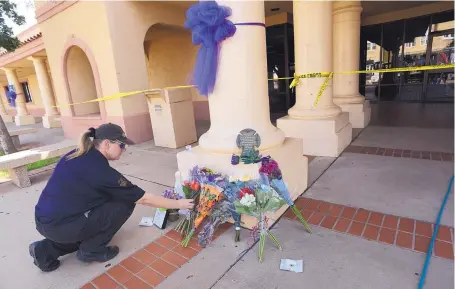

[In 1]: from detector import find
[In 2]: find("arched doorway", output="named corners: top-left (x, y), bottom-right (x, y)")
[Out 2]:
top-left (143, 24), bottom-right (197, 89)
top-left (65, 46), bottom-right (100, 116)
top-left (143, 23), bottom-right (209, 121)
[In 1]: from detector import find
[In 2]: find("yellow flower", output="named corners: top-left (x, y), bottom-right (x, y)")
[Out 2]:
top-left (240, 175), bottom-right (251, 182)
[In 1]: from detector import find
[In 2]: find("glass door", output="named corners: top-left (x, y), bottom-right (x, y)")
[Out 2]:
top-left (423, 20), bottom-right (454, 102)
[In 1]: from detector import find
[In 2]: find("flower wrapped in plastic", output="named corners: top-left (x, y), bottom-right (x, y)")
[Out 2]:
top-left (181, 183), bottom-right (224, 247)
top-left (175, 178), bottom-right (201, 237)
top-left (197, 200), bottom-right (232, 247)
top-left (223, 181), bottom-right (242, 241)
top-left (259, 156), bottom-right (311, 233)
top-left (234, 183), bottom-right (286, 262)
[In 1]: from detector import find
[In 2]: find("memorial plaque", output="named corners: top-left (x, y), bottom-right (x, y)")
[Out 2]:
top-left (236, 128), bottom-right (261, 164)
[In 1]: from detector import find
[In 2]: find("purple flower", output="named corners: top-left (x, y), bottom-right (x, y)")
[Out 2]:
top-left (231, 154), bottom-right (240, 165)
top-left (162, 189), bottom-right (182, 200)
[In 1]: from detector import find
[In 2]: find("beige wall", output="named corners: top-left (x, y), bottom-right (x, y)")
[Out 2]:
top-left (103, 1), bottom-right (194, 116)
top-left (26, 74), bottom-right (42, 107)
top-left (66, 46), bottom-right (99, 116)
top-left (144, 24), bottom-right (204, 102)
top-left (0, 73), bottom-right (47, 117)
top-left (39, 1), bottom-right (120, 118)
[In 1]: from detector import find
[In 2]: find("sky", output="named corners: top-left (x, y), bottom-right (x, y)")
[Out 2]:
top-left (7, 0), bottom-right (37, 35)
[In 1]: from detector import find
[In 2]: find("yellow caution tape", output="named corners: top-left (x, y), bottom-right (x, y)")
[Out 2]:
top-left (54, 85), bottom-right (195, 108)
top-left (285, 63), bottom-right (454, 107)
top-left (286, 63), bottom-right (455, 89)
top-left (314, 72), bottom-right (333, 107)
top-left (53, 63), bottom-right (453, 108)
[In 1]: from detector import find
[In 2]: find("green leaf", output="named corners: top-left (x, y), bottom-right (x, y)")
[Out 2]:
top-left (263, 198), bottom-right (286, 212)
top-left (182, 186), bottom-right (192, 199)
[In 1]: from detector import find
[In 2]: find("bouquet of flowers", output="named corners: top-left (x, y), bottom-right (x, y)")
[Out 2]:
top-left (197, 199), bottom-right (232, 247)
top-left (260, 156), bottom-right (311, 233)
top-left (175, 178), bottom-right (201, 236)
top-left (181, 183), bottom-right (224, 247)
top-left (234, 181), bottom-right (285, 262)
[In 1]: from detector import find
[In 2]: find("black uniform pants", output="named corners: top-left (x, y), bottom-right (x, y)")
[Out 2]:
top-left (34, 202), bottom-right (134, 264)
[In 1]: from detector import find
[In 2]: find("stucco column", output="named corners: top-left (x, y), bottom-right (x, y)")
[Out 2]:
top-left (287, 1), bottom-right (341, 119)
top-left (176, 1), bottom-right (308, 229)
top-left (332, 1), bottom-right (371, 128)
top-left (29, 56), bottom-right (61, 128)
top-left (277, 0), bottom-right (352, 157)
top-left (197, 0), bottom-right (285, 153)
top-left (0, 93), bottom-right (13, 123)
top-left (2, 68), bottom-right (36, 126)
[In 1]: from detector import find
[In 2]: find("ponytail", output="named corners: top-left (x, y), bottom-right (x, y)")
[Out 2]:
top-left (66, 127), bottom-right (97, 160)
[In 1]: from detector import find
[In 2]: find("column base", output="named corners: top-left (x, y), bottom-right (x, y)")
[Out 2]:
top-left (337, 101), bottom-right (371, 129)
top-left (15, 115), bottom-right (36, 126)
top-left (1, 114), bottom-right (13, 123)
top-left (277, 112), bottom-right (352, 157)
top-left (176, 138), bottom-right (308, 229)
top-left (42, 115), bottom-right (62, 128)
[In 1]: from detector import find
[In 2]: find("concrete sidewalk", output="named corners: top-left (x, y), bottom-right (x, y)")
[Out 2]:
top-left (0, 121), bottom-right (453, 289)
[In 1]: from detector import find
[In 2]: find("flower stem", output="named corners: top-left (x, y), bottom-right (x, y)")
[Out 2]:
top-left (266, 229), bottom-right (282, 250)
top-left (258, 213), bottom-right (266, 262)
top-left (181, 228), bottom-right (195, 247)
top-left (258, 232), bottom-right (265, 263)
top-left (291, 205), bottom-right (312, 233)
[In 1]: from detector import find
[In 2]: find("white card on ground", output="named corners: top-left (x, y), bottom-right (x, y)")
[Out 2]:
top-left (280, 259), bottom-right (303, 273)
top-left (139, 216), bottom-right (154, 227)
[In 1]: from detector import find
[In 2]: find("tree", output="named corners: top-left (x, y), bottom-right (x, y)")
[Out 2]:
top-left (0, 1), bottom-right (25, 154)
top-left (0, 1), bottom-right (25, 52)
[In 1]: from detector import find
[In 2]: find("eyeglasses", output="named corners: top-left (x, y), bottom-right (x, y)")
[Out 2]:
top-left (110, 140), bottom-right (126, 149)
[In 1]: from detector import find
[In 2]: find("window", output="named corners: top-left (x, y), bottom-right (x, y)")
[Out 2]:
top-left (21, 82), bottom-right (32, 103)
top-left (443, 34), bottom-right (454, 39)
top-left (405, 40), bottom-right (416, 47)
top-left (420, 37), bottom-right (427, 45)
top-left (367, 41), bottom-right (376, 50)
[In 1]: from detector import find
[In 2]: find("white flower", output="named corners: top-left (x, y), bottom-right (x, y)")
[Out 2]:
top-left (240, 194), bottom-right (256, 207)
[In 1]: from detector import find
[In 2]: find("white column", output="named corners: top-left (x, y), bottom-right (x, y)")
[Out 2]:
top-left (2, 68), bottom-right (36, 126)
top-left (277, 1), bottom-right (352, 157)
top-left (176, 0), bottom-right (308, 229)
top-left (333, 1), bottom-right (371, 128)
top-left (287, 1), bottom-right (341, 119)
top-left (197, 0), bottom-right (284, 153)
top-left (29, 56), bottom-right (61, 128)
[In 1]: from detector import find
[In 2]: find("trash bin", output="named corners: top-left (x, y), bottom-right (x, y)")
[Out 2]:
top-left (146, 87), bottom-right (197, 149)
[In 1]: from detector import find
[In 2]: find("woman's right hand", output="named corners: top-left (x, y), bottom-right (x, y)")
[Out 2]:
top-left (177, 199), bottom-right (194, 210)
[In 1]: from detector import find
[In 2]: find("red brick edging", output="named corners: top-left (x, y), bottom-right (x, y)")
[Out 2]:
top-left (344, 145), bottom-right (454, 162)
top-left (284, 197), bottom-right (454, 260)
top-left (81, 223), bottom-right (231, 289)
top-left (82, 197), bottom-right (454, 288)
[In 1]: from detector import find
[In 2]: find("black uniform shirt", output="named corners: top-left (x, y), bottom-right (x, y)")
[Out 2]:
top-left (35, 148), bottom-right (145, 224)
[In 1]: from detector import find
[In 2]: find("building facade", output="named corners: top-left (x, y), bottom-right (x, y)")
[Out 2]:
top-left (0, 1), bottom-right (452, 154)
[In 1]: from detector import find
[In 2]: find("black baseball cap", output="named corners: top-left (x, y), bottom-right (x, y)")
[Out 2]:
top-left (94, 123), bottom-right (135, 145)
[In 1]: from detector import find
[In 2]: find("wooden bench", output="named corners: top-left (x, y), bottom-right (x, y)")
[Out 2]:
top-left (9, 128), bottom-right (39, 149)
top-left (0, 140), bottom-right (76, 188)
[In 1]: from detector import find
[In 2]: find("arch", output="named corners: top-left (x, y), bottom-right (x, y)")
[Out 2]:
top-left (61, 37), bottom-right (106, 118)
top-left (143, 23), bottom-right (197, 90)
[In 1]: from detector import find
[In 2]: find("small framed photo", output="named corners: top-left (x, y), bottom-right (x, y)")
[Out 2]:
top-left (153, 208), bottom-right (169, 229)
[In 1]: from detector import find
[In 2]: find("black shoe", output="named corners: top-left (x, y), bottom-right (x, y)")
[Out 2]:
top-left (76, 246), bottom-right (119, 263)
top-left (29, 241), bottom-right (60, 272)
